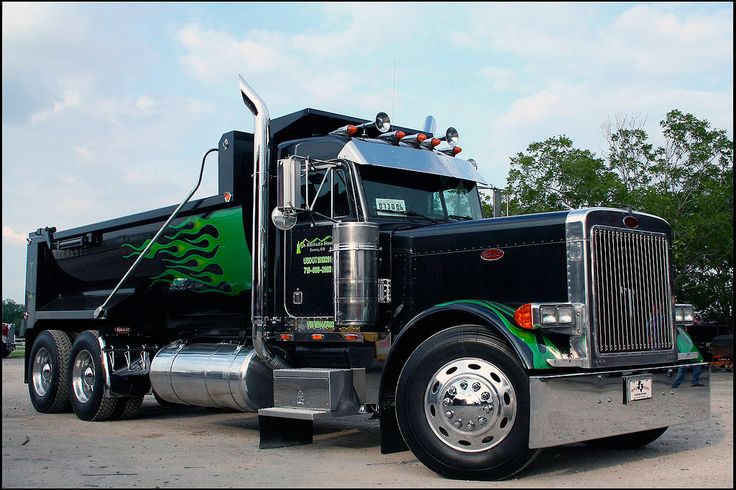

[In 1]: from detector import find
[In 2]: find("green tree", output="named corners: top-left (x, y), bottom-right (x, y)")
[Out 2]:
top-left (505, 110), bottom-right (733, 327)
top-left (506, 136), bottom-right (625, 215)
top-left (3, 299), bottom-right (25, 335)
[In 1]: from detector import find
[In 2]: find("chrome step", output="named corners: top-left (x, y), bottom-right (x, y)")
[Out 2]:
top-left (258, 367), bottom-right (365, 448)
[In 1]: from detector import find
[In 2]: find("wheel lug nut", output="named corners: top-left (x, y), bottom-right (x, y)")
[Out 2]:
top-left (445, 410), bottom-right (454, 419)
top-left (482, 404), bottom-right (492, 413)
top-left (443, 398), bottom-right (452, 406)
top-left (454, 420), bottom-right (463, 428)
top-left (478, 416), bottom-right (487, 425)
top-left (472, 382), bottom-right (481, 391)
top-left (466, 421), bottom-right (475, 430)
top-left (448, 387), bottom-right (457, 396)
top-left (481, 392), bottom-right (490, 401)
top-left (459, 381), bottom-right (468, 390)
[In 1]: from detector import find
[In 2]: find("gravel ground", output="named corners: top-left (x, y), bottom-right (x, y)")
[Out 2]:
top-left (2, 356), bottom-right (732, 488)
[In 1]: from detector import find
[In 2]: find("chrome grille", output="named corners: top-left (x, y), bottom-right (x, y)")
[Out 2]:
top-left (590, 226), bottom-right (674, 354)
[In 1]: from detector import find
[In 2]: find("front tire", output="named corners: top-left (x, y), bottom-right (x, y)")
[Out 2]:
top-left (28, 330), bottom-right (72, 413)
top-left (69, 331), bottom-right (118, 421)
top-left (395, 325), bottom-right (540, 480)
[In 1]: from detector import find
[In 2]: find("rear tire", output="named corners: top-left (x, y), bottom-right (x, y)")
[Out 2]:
top-left (583, 427), bottom-right (668, 449)
top-left (69, 330), bottom-right (118, 421)
top-left (112, 395), bottom-right (145, 420)
top-left (395, 325), bottom-right (540, 480)
top-left (28, 330), bottom-right (72, 413)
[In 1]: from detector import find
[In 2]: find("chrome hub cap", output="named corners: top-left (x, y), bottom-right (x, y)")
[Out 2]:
top-left (32, 347), bottom-right (53, 397)
top-left (72, 350), bottom-right (95, 404)
top-left (424, 358), bottom-right (517, 452)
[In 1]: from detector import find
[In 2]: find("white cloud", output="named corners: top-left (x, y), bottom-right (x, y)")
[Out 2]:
top-left (30, 93), bottom-right (80, 124)
top-left (2, 2), bottom-right (55, 39)
top-left (481, 81), bottom-right (733, 188)
top-left (178, 24), bottom-right (292, 80)
top-left (599, 5), bottom-right (733, 78)
top-left (479, 66), bottom-right (518, 91)
top-left (2, 226), bottom-right (27, 245)
top-left (74, 146), bottom-right (94, 159)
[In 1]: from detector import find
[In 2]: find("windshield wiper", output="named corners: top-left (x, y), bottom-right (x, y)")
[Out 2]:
top-left (447, 214), bottom-right (473, 221)
top-left (377, 209), bottom-right (439, 225)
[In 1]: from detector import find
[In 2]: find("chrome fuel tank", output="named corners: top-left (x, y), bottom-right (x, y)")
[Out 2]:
top-left (149, 342), bottom-right (273, 412)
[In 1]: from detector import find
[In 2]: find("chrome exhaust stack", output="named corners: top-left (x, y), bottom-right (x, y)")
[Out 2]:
top-left (239, 75), bottom-right (289, 370)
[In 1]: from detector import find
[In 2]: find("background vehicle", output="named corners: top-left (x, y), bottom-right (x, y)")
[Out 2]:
top-left (709, 335), bottom-right (733, 371)
top-left (22, 76), bottom-right (710, 480)
top-left (2, 322), bottom-right (16, 358)
top-left (686, 321), bottom-right (731, 362)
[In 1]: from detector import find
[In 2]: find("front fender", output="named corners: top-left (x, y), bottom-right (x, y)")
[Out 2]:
top-left (428, 300), bottom-right (564, 370)
top-left (377, 299), bottom-right (566, 454)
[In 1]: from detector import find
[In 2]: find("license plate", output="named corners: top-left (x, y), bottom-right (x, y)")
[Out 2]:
top-left (624, 375), bottom-right (652, 403)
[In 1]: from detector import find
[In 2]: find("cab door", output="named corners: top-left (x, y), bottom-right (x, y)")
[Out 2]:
top-left (284, 166), bottom-right (353, 320)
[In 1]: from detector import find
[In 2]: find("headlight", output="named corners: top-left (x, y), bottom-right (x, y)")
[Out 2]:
top-left (674, 304), bottom-right (695, 326)
top-left (516, 303), bottom-right (579, 332)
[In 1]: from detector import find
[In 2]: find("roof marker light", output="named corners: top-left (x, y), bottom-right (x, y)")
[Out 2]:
top-left (422, 137), bottom-right (442, 148)
top-left (438, 146), bottom-right (462, 156)
top-left (378, 130), bottom-right (406, 143)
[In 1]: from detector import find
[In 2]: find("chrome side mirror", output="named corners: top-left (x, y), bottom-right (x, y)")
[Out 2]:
top-left (272, 157), bottom-right (303, 230)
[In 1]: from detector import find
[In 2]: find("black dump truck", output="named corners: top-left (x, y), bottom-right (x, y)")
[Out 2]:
top-left (23, 76), bottom-right (710, 480)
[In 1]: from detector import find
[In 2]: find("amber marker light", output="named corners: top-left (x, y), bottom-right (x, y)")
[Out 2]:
top-left (452, 146), bottom-right (462, 155)
top-left (279, 333), bottom-right (293, 341)
top-left (344, 334), bottom-right (360, 341)
top-left (430, 138), bottom-right (441, 147)
top-left (347, 125), bottom-right (358, 136)
top-left (514, 304), bottom-right (534, 329)
top-left (395, 130), bottom-right (406, 140)
top-left (311, 333), bottom-right (325, 340)
top-left (416, 133), bottom-right (428, 142)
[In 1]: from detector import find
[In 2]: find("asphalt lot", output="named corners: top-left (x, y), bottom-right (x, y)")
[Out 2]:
top-left (2, 356), bottom-right (733, 488)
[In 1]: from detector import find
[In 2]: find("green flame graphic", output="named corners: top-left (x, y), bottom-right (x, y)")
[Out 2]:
top-left (122, 208), bottom-right (251, 295)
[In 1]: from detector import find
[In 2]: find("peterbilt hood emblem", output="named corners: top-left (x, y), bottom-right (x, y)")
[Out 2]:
top-left (481, 248), bottom-right (505, 261)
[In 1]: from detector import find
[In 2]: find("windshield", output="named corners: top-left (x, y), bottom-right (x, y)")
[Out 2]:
top-left (359, 165), bottom-right (483, 221)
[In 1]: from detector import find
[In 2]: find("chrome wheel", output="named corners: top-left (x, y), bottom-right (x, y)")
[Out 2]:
top-left (72, 349), bottom-right (96, 404)
top-left (424, 357), bottom-right (517, 453)
top-left (32, 347), bottom-right (53, 397)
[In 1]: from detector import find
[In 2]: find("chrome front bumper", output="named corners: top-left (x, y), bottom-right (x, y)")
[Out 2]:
top-left (529, 363), bottom-right (710, 449)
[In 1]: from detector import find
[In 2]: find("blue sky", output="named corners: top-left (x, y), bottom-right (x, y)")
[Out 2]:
top-left (2, 2), bottom-right (733, 303)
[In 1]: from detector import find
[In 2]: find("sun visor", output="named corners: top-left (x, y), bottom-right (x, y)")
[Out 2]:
top-left (337, 139), bottom-right (488, 185)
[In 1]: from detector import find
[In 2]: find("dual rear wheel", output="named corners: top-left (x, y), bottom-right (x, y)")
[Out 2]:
top-left (28, 330), bottom-right (143, 421)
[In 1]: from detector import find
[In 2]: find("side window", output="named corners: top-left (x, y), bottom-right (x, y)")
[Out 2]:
top-left (304, 168), bottom-right (351, 219)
